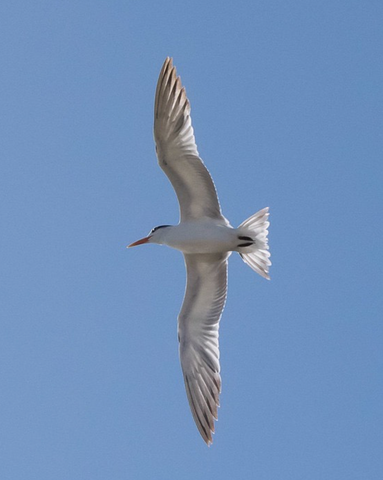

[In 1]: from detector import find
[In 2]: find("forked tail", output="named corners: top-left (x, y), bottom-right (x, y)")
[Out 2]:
top-left (238, 207), bottom-right (271, 280)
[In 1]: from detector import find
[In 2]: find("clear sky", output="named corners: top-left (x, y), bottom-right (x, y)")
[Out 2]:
top-left (1, 1), bottom-right (382, 479)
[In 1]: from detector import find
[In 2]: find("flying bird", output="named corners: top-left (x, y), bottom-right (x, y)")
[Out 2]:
top-left (128, 57), bottom-right (271, 445)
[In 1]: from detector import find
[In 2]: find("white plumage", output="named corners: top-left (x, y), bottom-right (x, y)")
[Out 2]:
top-left (129, 58), bottom-right (271, 445)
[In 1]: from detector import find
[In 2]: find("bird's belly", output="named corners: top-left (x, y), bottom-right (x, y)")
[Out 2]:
top-left (166, 223), bottom-right (236, 254)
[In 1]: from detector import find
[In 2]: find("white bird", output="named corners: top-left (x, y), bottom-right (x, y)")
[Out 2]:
top-left (128, 57), bottom-right (271, 445)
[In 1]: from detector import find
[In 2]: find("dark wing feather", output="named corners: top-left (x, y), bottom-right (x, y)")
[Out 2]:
top-left (178, 253), bottom-right (228, 445)
top-left (154, 58), bottom-right (224, 222)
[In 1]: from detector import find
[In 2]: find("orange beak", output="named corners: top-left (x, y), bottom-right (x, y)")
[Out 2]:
top-left (127, 236), bottom-right (150, 248)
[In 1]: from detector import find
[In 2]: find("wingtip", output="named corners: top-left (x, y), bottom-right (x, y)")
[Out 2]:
top-left (203, 429), bottom-right (214, 447)
top-left (164, 56), bottom-right (173, 68)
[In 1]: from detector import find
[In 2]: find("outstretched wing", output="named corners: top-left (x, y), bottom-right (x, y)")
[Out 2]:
top-left (178, 253), bottom-right (229, 445)
top-left (154, 57), bottom-right (225, 222)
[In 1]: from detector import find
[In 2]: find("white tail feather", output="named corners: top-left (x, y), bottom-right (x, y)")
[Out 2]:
top-left (238, 207), bottom-right (271, 280)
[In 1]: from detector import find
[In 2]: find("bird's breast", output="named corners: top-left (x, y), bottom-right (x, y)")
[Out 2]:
top-left (163, 222), bottom-right (236, 254)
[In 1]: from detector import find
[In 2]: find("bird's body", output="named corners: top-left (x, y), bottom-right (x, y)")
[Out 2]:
top-left (129, 58), bottom-right (271, 445)
top-left (148, 221), bottom-right (235, 254)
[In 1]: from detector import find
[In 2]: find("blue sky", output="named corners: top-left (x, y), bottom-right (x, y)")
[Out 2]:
top-left (1, 1), bottom-right (382, 478)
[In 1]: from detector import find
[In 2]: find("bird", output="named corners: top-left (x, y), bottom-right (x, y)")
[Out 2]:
top-left (128, 57), bottom-right (271, 445)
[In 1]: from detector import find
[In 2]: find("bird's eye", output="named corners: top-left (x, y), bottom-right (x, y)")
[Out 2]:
top-left (150, 225), bottom-right (170, 235)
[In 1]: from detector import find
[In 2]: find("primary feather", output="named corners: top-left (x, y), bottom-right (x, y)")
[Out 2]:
top-left (154, 57), bottom-right (225, 222)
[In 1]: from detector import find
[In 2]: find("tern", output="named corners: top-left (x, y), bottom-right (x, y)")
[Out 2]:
top-left (129, 58), bottom-right (271, 445)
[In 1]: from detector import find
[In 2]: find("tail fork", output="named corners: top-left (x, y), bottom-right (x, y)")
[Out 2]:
top-left (238, 207), bottom-right (271, 280)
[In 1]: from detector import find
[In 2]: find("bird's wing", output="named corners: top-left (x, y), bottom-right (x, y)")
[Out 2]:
top-left (178, 253), bottom-right (229, 445)
top-left (154, 57), bottom-right (225, 222)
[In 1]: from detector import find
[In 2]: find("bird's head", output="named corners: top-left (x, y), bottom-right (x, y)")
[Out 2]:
top-left (127, 225), bottom-right (171, 247)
